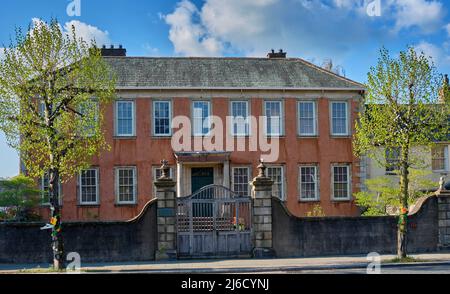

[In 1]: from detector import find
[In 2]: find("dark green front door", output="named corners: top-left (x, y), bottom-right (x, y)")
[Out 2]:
top-left (191, 167), bottom-right (214, 193)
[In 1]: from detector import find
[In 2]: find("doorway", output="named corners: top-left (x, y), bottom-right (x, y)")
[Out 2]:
top-left (191, 167), bottom-right (214, 193)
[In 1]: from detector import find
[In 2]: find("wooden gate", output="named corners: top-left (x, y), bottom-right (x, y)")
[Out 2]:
top-left (176, 185), bottom-right (252, 258)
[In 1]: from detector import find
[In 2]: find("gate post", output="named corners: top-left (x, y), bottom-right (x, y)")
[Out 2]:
top-left (155, 160), bottom-right (177, 260)
top-left (251, 159), bottom-right (275, 258)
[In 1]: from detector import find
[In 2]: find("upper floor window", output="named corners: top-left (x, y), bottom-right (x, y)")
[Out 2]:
top-left (230, 101), bottom-right (250, 136)
top-left (267, 166), bottom-right (285, 201)
top-left (332, 165), bottom-right (350, 200)
top-left (193, 101), bottom-right (211, 136)
top-left (385, 147), bottom-right (400, 175)
top-left (78, 168), bottom-right (99, 205)
top-left (298, 101), bottom-right (317, 136)
top-left (78, 99), bottom-right (99, 137)
top-left (331, 101), bottom-right (348, 136)
top-left (232, 167), bottom-right (250, 197)
top-left (153, 101), bottom-right (172, 136)
top-left (115, 100), bottom-right (135, 136)
top-left (264, 101), bottom-right (283, 136)
top-left (432, 145), bottom-right (448, 171)
top-left (299, 165), bottom-right (318, 201)
top-left (115, 167), bottom-right (137, 204)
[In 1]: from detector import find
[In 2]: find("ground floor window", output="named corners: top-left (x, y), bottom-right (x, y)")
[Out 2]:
top-left (232, 167), bottom-right (250, 196)
top-left (332, 165), bottom-right (350, 200)
top-left (299, 165), bottom-right (318, 201)
top-left (79, 168), bottom-right (99, 205)
top-left (115, 167), bottom-right (137, 204)
top-left (267, 166), bottom-right (285, 201)
top-left (432, 145), bottom-right (448, 171)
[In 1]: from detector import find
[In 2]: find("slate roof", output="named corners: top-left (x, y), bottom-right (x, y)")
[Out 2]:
top-left (104, 57), bottom-right (365, 90)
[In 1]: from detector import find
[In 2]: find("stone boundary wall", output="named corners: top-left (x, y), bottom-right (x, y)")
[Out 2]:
top-left (0, 199), bottom-right (157, 264)
top-left (272, 195), bottom-right (439, 257)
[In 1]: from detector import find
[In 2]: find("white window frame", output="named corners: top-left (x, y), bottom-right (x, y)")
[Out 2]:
top-left (299, 165), bottom-right (319, 201)
top-left (331, 164), bottom-right (351, 201)
top-left (231, 166), bottom-right (251, 196)
top-left (230, 100), bottom-right (250, 136)
top-left (192, 100), bottom-right (212, 136)
top-left (432, 145), bottom-right (449, 172)
top-left (264, 100), bottom-right (284, 136)
top-left (115, 100), bottom-right (136, 137)
top-left (152, 100), bottom-right (172, 136)
top-left (78, 168), bottom-right (100, 205)
top-left (267, 165), bottom-right (285, 201)
top-left (115, 166), bottom-right (137, 205)
top-left (330, 101), bottom-right (349, 136)
top-left (298, 101), bottom-right (317, 136)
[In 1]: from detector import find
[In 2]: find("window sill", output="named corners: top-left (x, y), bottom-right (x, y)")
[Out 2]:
top-left (330, 135), bottom-right (351, 138)
top-left (299, 199), bottom-right (320, 203)
top-left (77, 204), bottom-right (100, 207)
top-left (115, 203), bottom-right (138, 207)
top-left (114, 136), bottom-right (136, 140)
top-left (152, 135), bottom-right (172, 138)
top-left (298, 135), bottom-right (319, 139)
top-left (331, 199), bottom-right (352, 202)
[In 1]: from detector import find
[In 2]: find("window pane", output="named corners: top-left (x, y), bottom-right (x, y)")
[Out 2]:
top-left (332, 102), bottom-right (347, 135)
top-left (154, 101), bottom-right (171, 135)
top-left (233, 167), bottom-right (250, 196)
top-left (193, 101), bottom-right (210, 135)
top-left (265, 101), bottom-right (282, 135)
top-left (300, 166), bottom-right (317, 200)
top-left (116, 101), bottom-right (134, 135)
top-left (117, 168), bottom-right (136, 203)
top-left (80, 169), bottom-right (98, 203)
top-left (299, 102), bottom-right (316, 135)
top-left (231, 101), bottom-right (249, 135)
top-left (333, 166), bottom-right (349, 199)
top-left (267, 167), bottom-right (284, 200)
top-left (432, 145), bottom-right (448, 171)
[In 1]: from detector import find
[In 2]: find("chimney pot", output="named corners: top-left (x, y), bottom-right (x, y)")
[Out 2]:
top-left (101, 45), bottom-right (127, 57)
top-left (267, 49), bottom-right (286, 59)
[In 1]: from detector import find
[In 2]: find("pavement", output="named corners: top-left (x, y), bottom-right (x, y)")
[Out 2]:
top-left (1, 252), bottom-right (450, 273)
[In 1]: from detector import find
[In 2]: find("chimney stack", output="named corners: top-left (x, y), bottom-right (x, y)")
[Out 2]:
top-left (101, 45), bottom-right (126, 57)
top-left (267, 49), bottom-right (286, 59)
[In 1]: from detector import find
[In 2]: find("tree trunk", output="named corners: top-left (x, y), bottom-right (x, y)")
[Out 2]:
top-left (49, 168), bottom-right (64, 270)
top-left (397, 148), bottom-right (409, 259)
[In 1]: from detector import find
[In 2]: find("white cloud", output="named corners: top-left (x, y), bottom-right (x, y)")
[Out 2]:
top-left (31, 18), bottom-right (111, 46)
top-left (163, 0), bottom-right (222, 56)
top-left (163, 0), bottom-right (379, 60)
top-left (445, 23), bottom-right (450, 37)
top-left (391, 0), bottom-right (445, 33)
top-left (63, 20), bottom-right (110, 46)
top-left (415, 41), bottom-right (450, 66)
top-left (0, 48), bottom-right (5, 61)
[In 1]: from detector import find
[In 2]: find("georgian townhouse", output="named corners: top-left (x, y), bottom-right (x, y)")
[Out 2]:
top-left (37, 47), bottom-right (365, 221)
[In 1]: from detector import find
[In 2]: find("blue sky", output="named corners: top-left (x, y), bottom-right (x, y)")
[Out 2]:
top-left (1, 0), bottom-right (450, 177)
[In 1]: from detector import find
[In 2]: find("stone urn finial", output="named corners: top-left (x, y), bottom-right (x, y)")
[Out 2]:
top-left (439, 175), bottom-right (446, 191)
top-left (159, 159), bottom-right (170, 179)
top-left (257, 158), bottom-right (267, 178)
